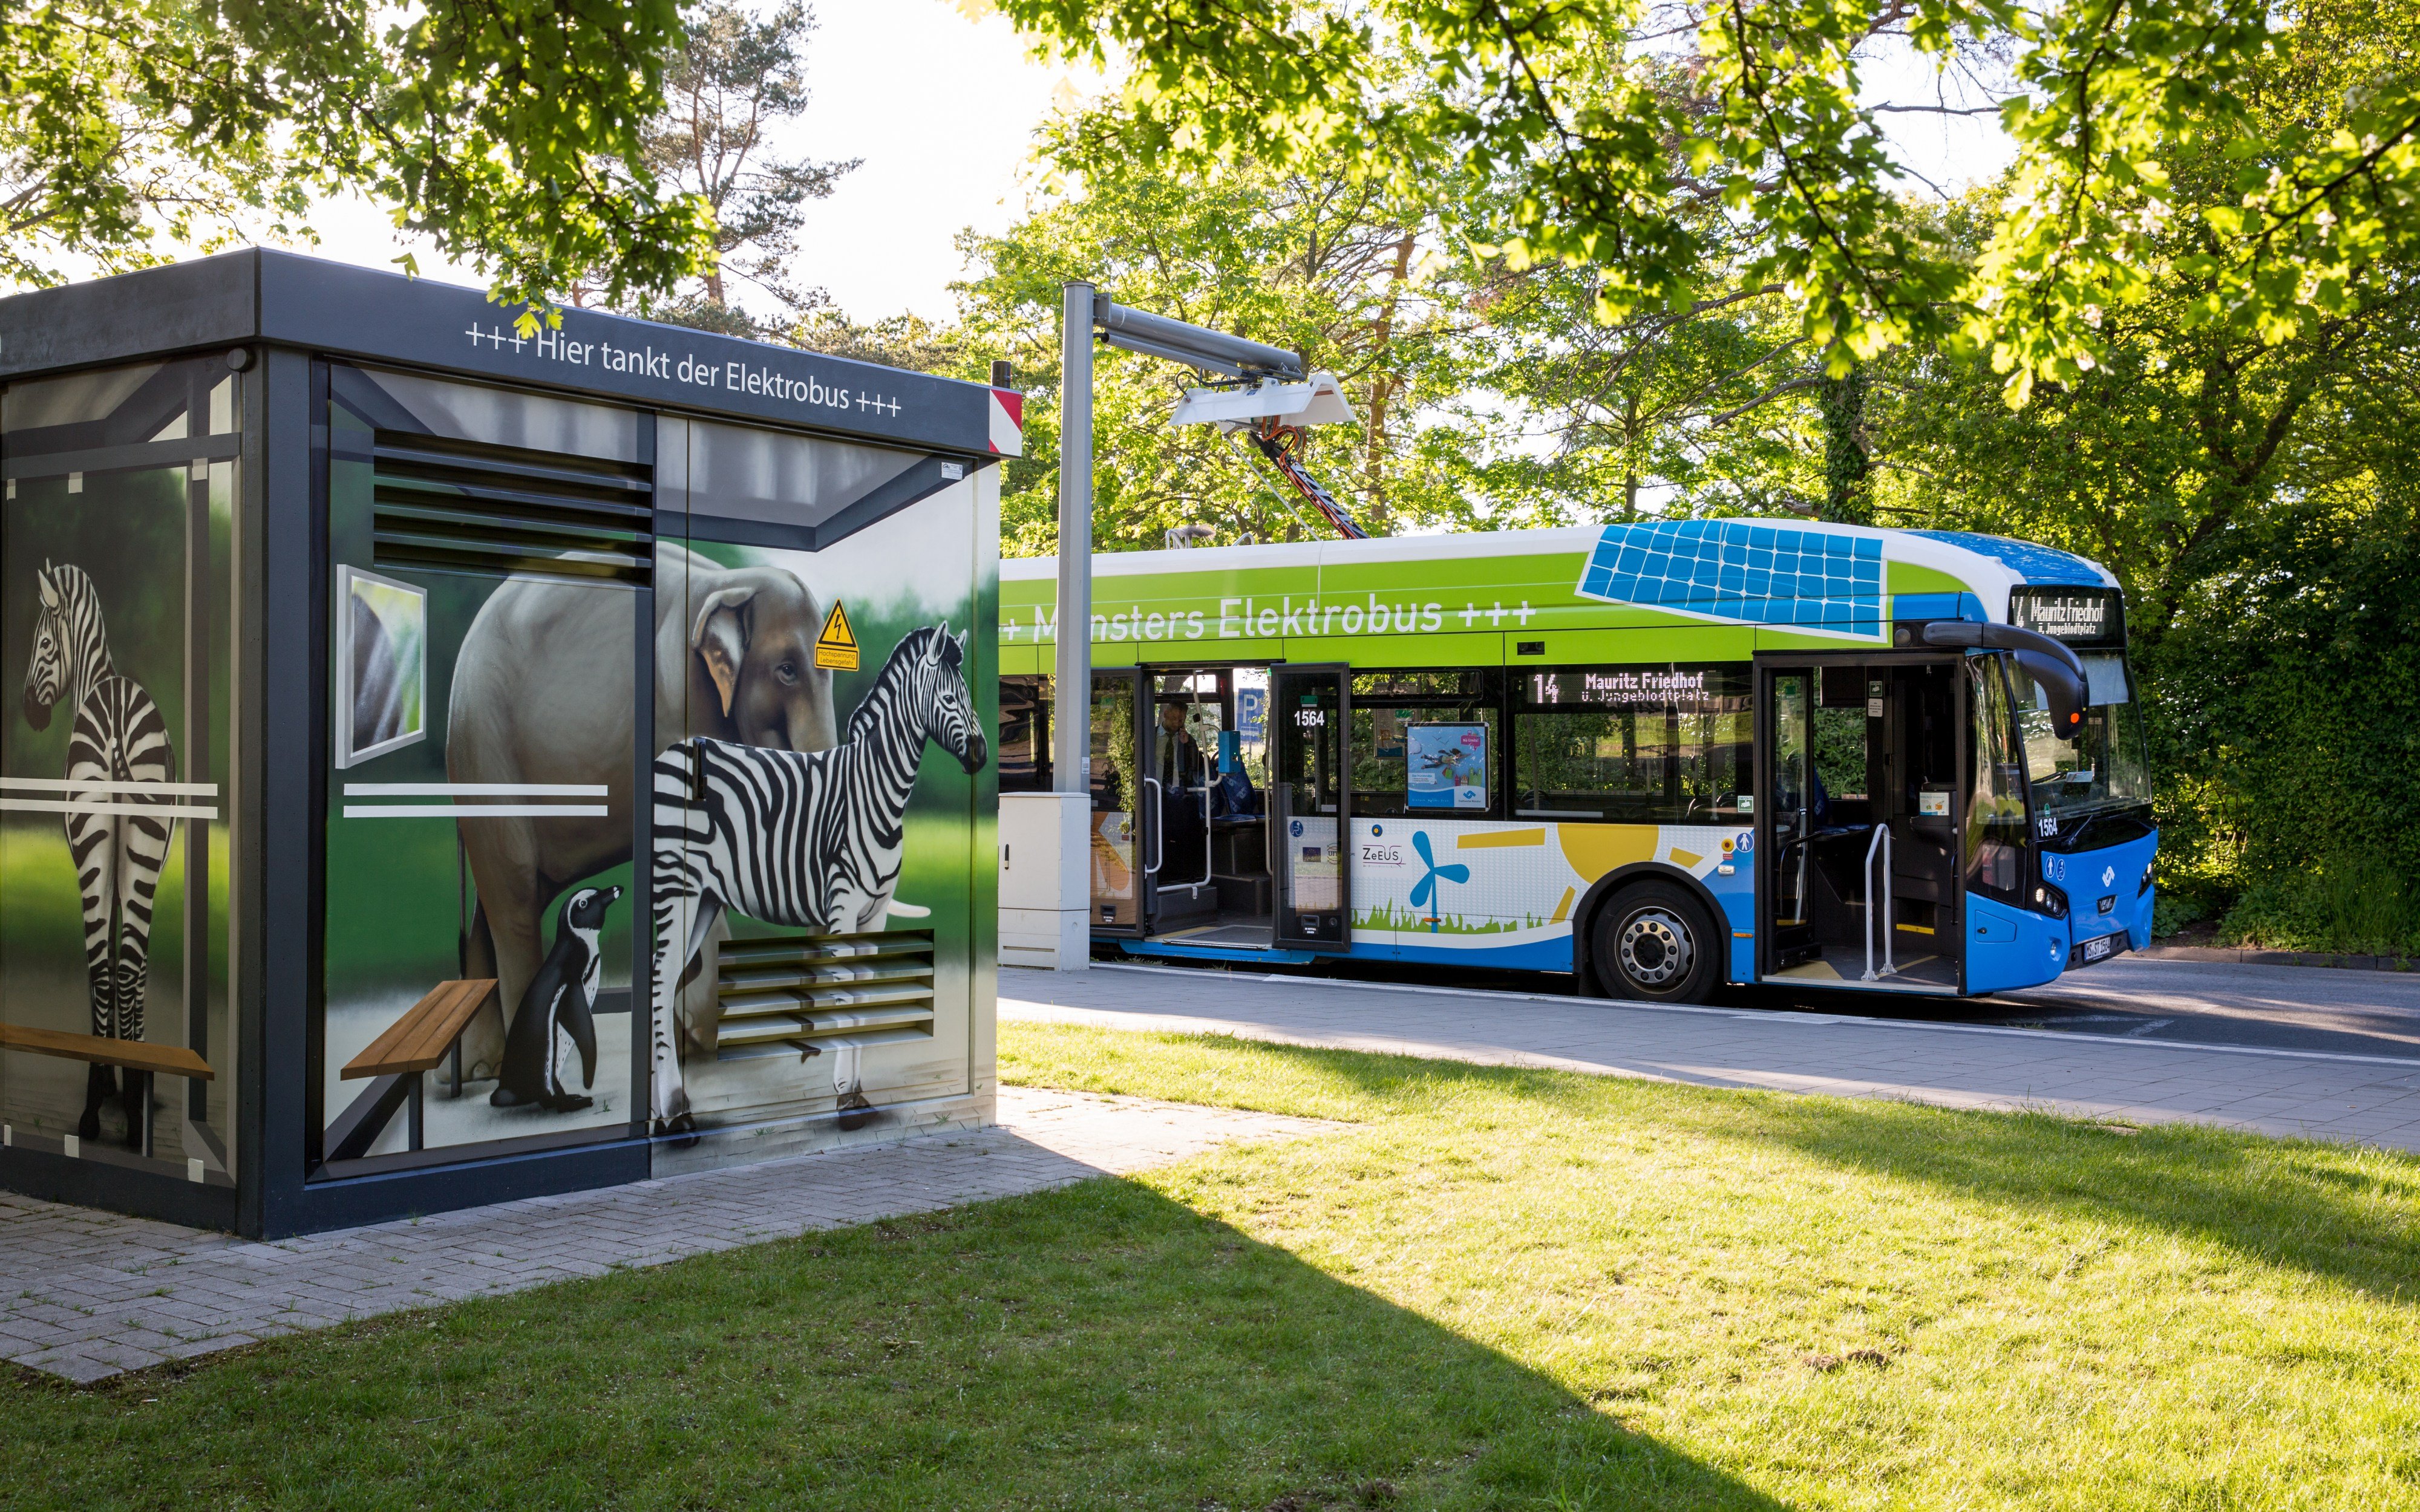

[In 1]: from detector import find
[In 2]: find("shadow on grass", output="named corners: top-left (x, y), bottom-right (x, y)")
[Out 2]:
top-left (1734, 1095), bottom-right (2420, 1298)
top-left (1, 1178), bottom-right (1790, 1512)
top-left (1010, 1028), bottom-right (2420, 1303)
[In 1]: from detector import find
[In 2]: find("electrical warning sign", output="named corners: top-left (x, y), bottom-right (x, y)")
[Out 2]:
top-left (814, 600), bottom-right (858, 671)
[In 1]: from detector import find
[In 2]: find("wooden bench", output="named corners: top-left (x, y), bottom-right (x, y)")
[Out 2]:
top-left (342, 979), bottom-right (496, 1081)
top-left (331, 979), bottom-right (497, 1157)
top-left (0, 1022), bottom-right (214, 1160)
top-left (0, 1022), bottom-right (213, 1080)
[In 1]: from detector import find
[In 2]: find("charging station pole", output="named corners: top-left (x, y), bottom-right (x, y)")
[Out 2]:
top-left (1054, 281), bottom-right (1094, 797)
top-left (1018, 283), bottom-right (1346, 968)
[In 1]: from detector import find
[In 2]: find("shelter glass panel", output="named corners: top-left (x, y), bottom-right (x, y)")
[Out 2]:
top-left (650, 417), bottom-right (987, 1140)
top-left (317, 367), bottom-right (646, 1171)
top-left (0, 356), bottom-right (240, 1182)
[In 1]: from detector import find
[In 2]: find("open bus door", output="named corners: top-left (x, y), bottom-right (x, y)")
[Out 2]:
top-left (1754, 654), bottom-right (1966, 992)
top-left (1087, 666), bottom-right (1155, 936)
top-left (1271, 664), bottom-right (1352, 951)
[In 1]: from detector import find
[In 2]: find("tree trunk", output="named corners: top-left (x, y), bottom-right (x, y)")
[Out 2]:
top-left (1820, 365), bottom-right (1872, 526)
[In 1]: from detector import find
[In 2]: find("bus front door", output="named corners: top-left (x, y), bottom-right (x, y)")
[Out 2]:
top-left (1087, 666), bottom-right (1154, 936)
top-left (1271, 664), bottom-right (1352, 951)
top-left (1756, 655), bottom-right (1964, 991)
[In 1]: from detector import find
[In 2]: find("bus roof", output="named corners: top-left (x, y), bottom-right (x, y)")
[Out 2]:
top-left (998, 519), bottom-right (2119, 660)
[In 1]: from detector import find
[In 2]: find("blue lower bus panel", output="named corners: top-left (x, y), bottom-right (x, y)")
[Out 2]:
top-left (1967, 828), bottom-right (2159, 994)
top-left (1964, 892), bottom-right (2071, 992)
top-left (2042, 828), bottom-right (2159, 962)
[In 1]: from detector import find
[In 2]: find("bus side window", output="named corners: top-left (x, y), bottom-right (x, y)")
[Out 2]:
top-left (1347, 669), bottom-right (1501, 818)
top-left (1514, 664), bottom-right (1750, 825)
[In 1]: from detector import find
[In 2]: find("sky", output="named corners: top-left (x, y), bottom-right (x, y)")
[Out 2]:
top-left (291, 4), bottom-right (2013, 322)
top-left (302, 0), bottom-right (1094, 321)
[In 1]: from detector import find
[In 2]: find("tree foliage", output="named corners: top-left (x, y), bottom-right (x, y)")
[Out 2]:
top-left (617, 1), bottom-right (857, 336)
top-left (947, 94), bottom-right (1856, 550)
top-left (952, 127), bottom-right (1479, 553)
top-left (996, 0), bottom-right (2420, 401)
top-left (1438, 224), bottom-right (1833, 524)
top-left (1838, 5), bottom-right (2420, 945)
top-left (3, 0), bottom-right (719, 316)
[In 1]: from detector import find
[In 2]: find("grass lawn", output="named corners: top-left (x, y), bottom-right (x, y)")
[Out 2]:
top-left (7, 1023), bottom-right (2419, 1510)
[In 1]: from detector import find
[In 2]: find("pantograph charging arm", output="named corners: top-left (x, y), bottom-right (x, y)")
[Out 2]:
top-left (1246, 417), bottom-right (1368, 540)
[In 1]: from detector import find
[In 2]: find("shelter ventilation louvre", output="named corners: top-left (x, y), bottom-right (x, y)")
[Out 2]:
top-left (713, 931), bottom-right (937, 1061)
top-left (370, 430), bottom-right (653, 587)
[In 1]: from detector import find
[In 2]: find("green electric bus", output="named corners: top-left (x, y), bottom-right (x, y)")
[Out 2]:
top-left (996, 519), bottom-right (2153, 1001)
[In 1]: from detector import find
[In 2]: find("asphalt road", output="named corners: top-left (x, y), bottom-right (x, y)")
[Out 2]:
top-left (1740, 956), bottom-right (2420, 1060)
top-left (1974, 957), bottom-right (2420, 1058)
top-left (1148, 952), bottom-right (2420, 1062)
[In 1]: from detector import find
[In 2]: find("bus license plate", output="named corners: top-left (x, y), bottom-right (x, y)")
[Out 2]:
top-left (2082, 933), bottom-right (2119, 962)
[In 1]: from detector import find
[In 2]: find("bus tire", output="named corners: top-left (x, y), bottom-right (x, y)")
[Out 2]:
top-left (1592, 881), bottom-right (1720, 1003)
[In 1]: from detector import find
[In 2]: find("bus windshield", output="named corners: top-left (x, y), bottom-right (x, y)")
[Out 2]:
top-left (2010, 652), bottom-right (2150, 820)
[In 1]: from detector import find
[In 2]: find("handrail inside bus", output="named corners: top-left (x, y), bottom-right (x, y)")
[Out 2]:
top-left (1193, 784), bottom-right (1214, 889)
top-left (1142, 777), bottom-right (1165, 879)
top-left (1862, 824), bottom-right (1898, 982)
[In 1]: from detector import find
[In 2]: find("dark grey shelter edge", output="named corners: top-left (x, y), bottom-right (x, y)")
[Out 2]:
top-left (0, 250), bottom-right (1015, 1237)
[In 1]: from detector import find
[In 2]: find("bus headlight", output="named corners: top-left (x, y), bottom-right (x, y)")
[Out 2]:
top-left (2033, 879), bottom-right (2069, 919)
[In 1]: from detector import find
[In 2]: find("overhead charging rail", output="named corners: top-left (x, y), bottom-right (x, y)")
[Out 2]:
top-left (1086, 295), bottom-right (1366, 539)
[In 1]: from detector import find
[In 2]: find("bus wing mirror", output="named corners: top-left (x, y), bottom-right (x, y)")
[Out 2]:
top-left (1920, 621), bottom-right (2090, 734)
top-left (2008, 649), bottom-right (2089, 733)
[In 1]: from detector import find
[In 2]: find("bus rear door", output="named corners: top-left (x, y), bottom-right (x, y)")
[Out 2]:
top-left (1087, 667), bottom-right (1154, 936)
top-left (1271, 664), bottom-right (1352, 951)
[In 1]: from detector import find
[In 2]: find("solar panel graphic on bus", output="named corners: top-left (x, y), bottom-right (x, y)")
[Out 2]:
top-left (1905, 529), bottom-right (2106, 586)
top-left (1575, 521), bottom-right (1885, 637)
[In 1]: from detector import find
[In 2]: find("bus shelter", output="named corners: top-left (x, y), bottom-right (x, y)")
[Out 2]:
top-left (0, 251), bottom-right (1017, 1238)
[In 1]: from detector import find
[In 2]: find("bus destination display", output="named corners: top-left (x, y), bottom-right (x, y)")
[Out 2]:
top-left (2009, 588), bottom-right (2124, 647)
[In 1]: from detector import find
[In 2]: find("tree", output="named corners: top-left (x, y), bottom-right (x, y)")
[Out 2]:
top-left (1440, 251), bottom-right (1830, 526)
top-left (1850, 4), bottom-right (2420, 945)
top-left (946, 93), bottom-right (1885, 551)
top-left (953, 123), bottom-right (1476, 554)
top-left (1872, 1), bottom-right (2420, 640)
top-left (616, 1), bottom-right (858, 337)
top-left (995, 0), bottom-right (2420, 400)
top-left (4, 0), bottom-right (717, 314)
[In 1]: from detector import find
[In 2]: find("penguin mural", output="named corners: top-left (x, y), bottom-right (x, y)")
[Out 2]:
top-left (492, 884), bottom-right (621, 1113)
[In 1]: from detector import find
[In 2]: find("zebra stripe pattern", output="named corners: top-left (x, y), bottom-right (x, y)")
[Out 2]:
top-left (21, 558), bottom-right (110, 726)
top-left (20, 562), bottom-right (181, 1144)
top-left (67, 677), bottom-right (177, 1044)
top-left (645, 622), bottom-right (986, 1131)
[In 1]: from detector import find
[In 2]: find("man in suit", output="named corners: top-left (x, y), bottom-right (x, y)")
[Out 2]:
top-left (1158, 700), bottom-right (1211, 790)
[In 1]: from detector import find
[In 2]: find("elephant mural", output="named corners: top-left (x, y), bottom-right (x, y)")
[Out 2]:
top-left (445, 542), bottom-right (841, 1080)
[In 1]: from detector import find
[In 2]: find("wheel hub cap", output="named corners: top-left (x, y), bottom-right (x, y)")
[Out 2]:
top-left (1618, 910), bottom-right (1693, 986)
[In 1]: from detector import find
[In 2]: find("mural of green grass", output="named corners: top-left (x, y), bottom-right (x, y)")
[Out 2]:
top-left (0, 822), bottom-right (231, 988)
top-left (1353, 898), bottom-right (1548, 936)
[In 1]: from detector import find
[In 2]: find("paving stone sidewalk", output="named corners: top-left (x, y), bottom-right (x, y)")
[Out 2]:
top-left (1004, 963), bottom-right (2420, 1150)
top-left (1, 1086), bottom-right (1336, 1386)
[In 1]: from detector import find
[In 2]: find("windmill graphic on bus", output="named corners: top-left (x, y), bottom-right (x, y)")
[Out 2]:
top-left (1408, 832), bottom-right (1470, 933)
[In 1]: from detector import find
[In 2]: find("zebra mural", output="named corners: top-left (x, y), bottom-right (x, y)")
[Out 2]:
top-left (18, 562), bottom-right (180, 1147)
top-left (646, 621), bottom-right (986, 1133)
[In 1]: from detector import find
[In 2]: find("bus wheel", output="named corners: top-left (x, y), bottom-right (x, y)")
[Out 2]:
top-left (1592, 882), bottom-right (1719, 1003)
